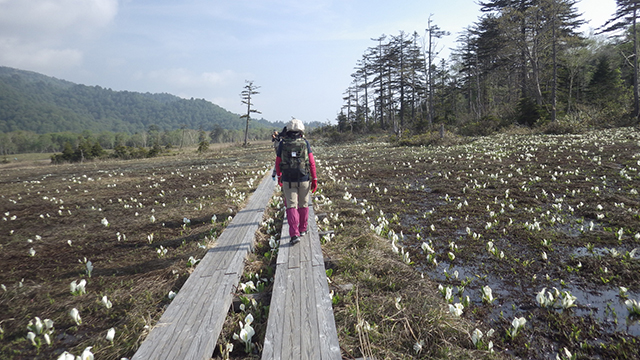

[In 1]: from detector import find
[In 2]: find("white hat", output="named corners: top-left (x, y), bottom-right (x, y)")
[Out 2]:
top-left (287, 118), bottom-right (305, 132)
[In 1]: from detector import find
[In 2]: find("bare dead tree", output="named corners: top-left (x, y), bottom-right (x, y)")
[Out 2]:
top-left (240, 80), bottom-right (261, 146)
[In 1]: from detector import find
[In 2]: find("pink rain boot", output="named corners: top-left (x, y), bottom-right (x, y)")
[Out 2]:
top-left (286, 207), bottom-right (300, 243)
top-left (298, 206), bottom-right (309, 236)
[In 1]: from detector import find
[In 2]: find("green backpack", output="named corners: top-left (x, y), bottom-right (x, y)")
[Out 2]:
top-left (280, 136), bottom-right (309, 181)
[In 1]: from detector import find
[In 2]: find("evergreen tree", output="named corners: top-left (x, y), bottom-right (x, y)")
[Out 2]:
top-left (90, 141), bottom-right (105, 158)
top-left (62, 142), bottom-right (74, 160)
top-left (587, 55), bottom-right (627, 110)
top-left (599, 0), bottom-right (640, 119)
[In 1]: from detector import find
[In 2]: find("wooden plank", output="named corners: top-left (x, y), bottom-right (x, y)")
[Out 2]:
top-left (161, 273), bottom-right (221, 359)
top-left (223, 223), bottom-right (256, 275)
top-left (281, 265), bottom-right (300, 360)
top-left (277, 216), bottom-right (290, 266)
top-left (287, 242), bottom-right (300, 269)
top-left (205, 272), bottom-right (239, 344)
top-left (309, 208), bottom-right (340, 359)
top-left (209, 230), bottom-right (244, 272)
top-left (287, 224), bottom-right (301, 269)
top-left (261, 261), bottom-right (286, 359)
top-left (215, 175), bottom-right (273, 269)
top-left (224, 247), bottom-right (248, 275)
top-left (178, 273), bottom-right (238, 359)
top-left (141, 265), bottom-right (220, 357)
top-left (135, 269), bottom-right (219, 359)
top-left (211, 225), bottom-right (243, 250)
top-left (299, 226), bottom-right (312, 265)
top-left (161, 268), bottom-right (235, 359)
top-left (313, 262), bottom-right (341, 359)
top-left (135, 261), bottom-right (225, 359)
top-left (301, 257), bottom-right (320, 360)
top-left (263, 200), bottom-right (294, 359)
top-left (308, 207), bottom-right (325, 267)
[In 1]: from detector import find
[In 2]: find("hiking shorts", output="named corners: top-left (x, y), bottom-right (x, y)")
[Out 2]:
top-left (282, 181), bottom-right (310, 209)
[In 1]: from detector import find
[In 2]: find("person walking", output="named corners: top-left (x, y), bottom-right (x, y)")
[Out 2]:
top-left (275, 119), bottom-right (317, 244)
top-left (271, 129), bottom-right (280, 150)
top-left (271, 129), bottom-right (280, 179)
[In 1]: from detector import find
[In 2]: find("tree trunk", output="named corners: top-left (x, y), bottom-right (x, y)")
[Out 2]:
top-left (634, 7), bottom-right (639, 120)
top-left (552, 1), bottom-right (557, 122)
top-left (244, 100), bottom-right (250, 146)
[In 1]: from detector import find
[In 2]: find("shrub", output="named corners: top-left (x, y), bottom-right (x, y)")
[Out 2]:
top-left (321, 129), bottom-right (356, 145)
top-left (50, 140), bottom-right (106, 164)
top-left (540, 114), bottom-right (587, 135)
top-left (129, 146), bottom-right (149, 159)
top-left (113, 145), bottom-right (129, 159)
top-left (458, 115), bottom-right (503, 136)
top-left (393, 130), bottom-right (468, 147)
top-left (148, 143), bottom-right (163, 157)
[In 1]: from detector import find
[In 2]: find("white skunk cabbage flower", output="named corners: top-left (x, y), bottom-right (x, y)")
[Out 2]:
top-left (69, 308), bottom-right (82, 325)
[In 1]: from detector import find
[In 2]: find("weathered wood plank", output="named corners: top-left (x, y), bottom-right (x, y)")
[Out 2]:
top-left (153, 268), bottom-right (220, 355)
top-left (276, 215), bottom-right (290, 266)
top-left (279, 268), bottom-right (296, 360)
top-left (299, 225), bottom-right (312, 264)
top-left (261, 263), bottom-right (286, 359)
top-left (308, 207), bottom-right (341, 360)
top-left (301, 256), bottom-right (320, 360)
top-left (287, 228), bottom-right (301, 269)
top-left (204, 272), bottom-right (239, 349)
top-left (291, 262), bottom-right (303, 359)
top-left (173, 272), bottom-right (237, 359)
top-left (133, 268), bottom-right (220, 359)
top-left (262, 209), bottom-right (291, 359)
top-left (309, 207), bottom-right (325, 267)
top-left (313, 262), bottom-right (341, 359)
top-left (262, 200), bottom-right (341, 360)
top-left (162, 270), bottom-right (227, 359)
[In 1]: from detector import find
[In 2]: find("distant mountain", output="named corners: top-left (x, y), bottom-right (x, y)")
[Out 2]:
top-left (0, 66), bottom-right (291, 134)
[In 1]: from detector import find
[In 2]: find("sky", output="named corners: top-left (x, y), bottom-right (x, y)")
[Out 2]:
top-left (0, 0), bottom-right (618, 126)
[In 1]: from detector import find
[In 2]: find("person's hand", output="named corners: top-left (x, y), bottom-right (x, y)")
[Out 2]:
top-left (278, 176), bottom-right (282, 187)
top-left (311, 179), bottom-right (318, 193)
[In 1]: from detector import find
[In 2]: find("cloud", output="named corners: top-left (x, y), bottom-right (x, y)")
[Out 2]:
top-left (0, 38), bottom-right (84, 71)
top-left (133, 67), bottom-right (248, 112)
top-left (143, 68), bottom-right (241, 88)
top-left (0, 0), bottom-right (118, 72)
top-left (0, 0), bottom-right (118, 40)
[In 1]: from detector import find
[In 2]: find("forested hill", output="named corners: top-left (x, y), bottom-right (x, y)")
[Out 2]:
top-left (0, 66), bottom-right (285, 134)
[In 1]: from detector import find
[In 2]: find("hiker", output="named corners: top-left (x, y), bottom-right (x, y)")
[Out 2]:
top-left (271, 127), bottom-right (286, 180)
top-left (271, 130), bottom-right (279, 179)
top-left (271, 130), bottom-right (279, 151)
top-left (275, 119), bottom-right (317, 244)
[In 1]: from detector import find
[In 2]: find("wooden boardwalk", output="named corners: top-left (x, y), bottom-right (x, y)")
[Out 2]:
top-left (132, 171), bottom-right (275, 360)
top-left (131, 170), bottom-right (341, 360)
top-left (261, 206), bottom-right (341, 360)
